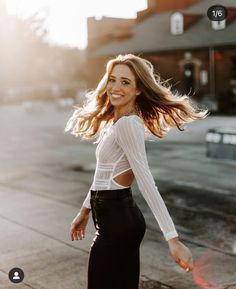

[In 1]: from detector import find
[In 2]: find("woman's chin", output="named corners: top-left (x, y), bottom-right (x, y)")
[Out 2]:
top-left (110, 99), bottom-right (123, 106)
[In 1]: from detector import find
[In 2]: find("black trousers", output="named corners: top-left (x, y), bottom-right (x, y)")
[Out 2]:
top-left (87, 187), bottom-right (146, 289)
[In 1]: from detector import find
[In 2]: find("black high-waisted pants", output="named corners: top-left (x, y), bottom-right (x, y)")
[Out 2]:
top-left (87, 187), bottom-right (146, 289)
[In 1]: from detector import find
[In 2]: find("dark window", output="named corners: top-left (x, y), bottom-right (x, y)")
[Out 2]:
top-left (231, 57), bottom-right (236, 79)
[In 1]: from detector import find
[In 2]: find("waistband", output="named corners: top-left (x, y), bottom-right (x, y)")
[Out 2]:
top-left (90, 187), bottom-right (132, 199)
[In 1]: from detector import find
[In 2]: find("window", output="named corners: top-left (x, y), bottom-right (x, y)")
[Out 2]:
top-left (170, 12), bottom-right (183, 35)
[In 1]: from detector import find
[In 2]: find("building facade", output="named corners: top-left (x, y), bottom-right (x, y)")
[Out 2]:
top-left (86, 0), bottom-right (236, 113)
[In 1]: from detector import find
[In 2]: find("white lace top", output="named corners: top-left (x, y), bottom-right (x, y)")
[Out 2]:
top-left (82, 114), bottom-right (178, 241)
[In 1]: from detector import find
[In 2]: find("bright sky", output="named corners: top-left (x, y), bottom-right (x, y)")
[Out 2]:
top-left (5, 0), bottom-right (147, 50)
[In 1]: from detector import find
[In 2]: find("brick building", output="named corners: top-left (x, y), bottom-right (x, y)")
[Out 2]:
top-left (86, 0), bottom-right (236, 113)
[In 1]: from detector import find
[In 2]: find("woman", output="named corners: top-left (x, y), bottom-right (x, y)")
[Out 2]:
top-left (65, 54), bottom-right (209, 289)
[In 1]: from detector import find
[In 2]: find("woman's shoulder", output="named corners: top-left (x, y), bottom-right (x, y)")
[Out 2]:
top-left (115, 114), bottom-right (143, 127)
top-left (113, 115), bottom-right (154, 141)
top-left (113, 114), bottom-right (144, 135)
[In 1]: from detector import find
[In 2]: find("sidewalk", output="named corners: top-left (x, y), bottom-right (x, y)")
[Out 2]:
top-left (0, 103), bottom-right (235, 289)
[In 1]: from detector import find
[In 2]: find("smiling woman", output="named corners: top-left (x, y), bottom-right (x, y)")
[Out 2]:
top-left (65, 54), bottom-right (208, 289)
top-left (107, 64), bottom-right (141, 122)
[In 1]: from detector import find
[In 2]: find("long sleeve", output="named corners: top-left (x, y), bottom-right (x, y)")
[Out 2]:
top-left (82, 185), bottom-right (92, 209)
top-left (114, 116), bottom-right (178, 241)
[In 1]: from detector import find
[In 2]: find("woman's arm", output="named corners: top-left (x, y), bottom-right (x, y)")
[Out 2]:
top-left (69, 187), bottom-right (91, 241)
top-left (70, 207), bottom-right (91, 241)
top-left (73, 206), bottom-right (91, 220)
top-left (114, 116), bottom-right (178, 241)
top-left (114, 116), bottom-right (194, 271)
top-left (70, 198), bottom-right (91, 241)
top-left (82, 185), bottom-right (92, 209)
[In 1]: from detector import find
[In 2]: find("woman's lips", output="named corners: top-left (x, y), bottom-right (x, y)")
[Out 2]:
top-left (111, 93), bottom-right (123, 99)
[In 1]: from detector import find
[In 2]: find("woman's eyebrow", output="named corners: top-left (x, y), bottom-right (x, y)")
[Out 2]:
top-left (110, 75), bottom-right (132, 81)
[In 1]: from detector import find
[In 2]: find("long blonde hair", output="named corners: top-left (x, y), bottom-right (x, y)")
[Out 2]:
top-left (65, 54), bottom-right (209, 142)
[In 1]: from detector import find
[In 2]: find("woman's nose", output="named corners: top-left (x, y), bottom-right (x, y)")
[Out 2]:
top-left (111, 81), bottom-right (121, 91)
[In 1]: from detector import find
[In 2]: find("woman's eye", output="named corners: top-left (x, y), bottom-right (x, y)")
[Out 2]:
top-left (108, 79), bottom-right (129, 85)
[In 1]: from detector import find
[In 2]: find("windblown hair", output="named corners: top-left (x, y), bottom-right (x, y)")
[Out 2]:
top-left (65, 54), bottom-right (209, 142)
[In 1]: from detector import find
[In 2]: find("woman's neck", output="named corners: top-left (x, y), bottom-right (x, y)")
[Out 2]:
top-left (113, 107), bottom-right (136, 123)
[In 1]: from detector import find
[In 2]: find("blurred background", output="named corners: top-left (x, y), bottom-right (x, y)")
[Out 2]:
top-left (0, 1), bottom-right (236, 289)
top-left (1, 0), bottom-right (236, 113)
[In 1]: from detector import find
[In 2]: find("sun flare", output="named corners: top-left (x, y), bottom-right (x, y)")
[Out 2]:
top-left (4, 0), bottom-right (146, 49)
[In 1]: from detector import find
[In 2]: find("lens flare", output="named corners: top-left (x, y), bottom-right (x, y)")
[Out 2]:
top-left (192, 224), bottom-right (234, 289)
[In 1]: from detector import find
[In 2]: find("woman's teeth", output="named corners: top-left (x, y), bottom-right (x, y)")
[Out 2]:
top-left (112, 94), bottom-right (122, 99)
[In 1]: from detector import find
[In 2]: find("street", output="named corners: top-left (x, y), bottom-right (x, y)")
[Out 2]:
top-left (0, 102), bottom-right (235, 289)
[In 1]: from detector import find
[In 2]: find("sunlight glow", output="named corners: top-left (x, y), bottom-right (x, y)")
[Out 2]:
top-left (5, 0), bottom-right (147, 49)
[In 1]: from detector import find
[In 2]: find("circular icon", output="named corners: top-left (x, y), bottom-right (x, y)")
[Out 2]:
top-left (207, 5), bottom-right (227, 21)
top-left (8, 267), bottom-right (24, 283)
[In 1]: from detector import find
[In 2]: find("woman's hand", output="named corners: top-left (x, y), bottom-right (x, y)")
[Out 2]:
top-left (168, 237), bottom-right (194, 272)
top-left (70, 211), bottom-right (90, 241)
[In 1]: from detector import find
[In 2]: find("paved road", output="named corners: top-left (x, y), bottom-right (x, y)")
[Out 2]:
top-left (0, 102), bottom-right (235, 289)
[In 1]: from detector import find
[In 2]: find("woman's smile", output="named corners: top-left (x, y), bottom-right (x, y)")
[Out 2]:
top-left (111, 93), bottom-right (124, 99)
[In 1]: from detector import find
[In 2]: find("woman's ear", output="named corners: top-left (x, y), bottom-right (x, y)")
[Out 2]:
top-left (136, 89), bottom-right (141, 96)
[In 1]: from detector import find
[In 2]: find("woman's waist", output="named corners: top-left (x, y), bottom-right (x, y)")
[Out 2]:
top-left (90, 187), bottom-right (132, 200)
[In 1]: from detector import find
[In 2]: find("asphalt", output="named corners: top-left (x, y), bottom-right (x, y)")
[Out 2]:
top-left (0, 101), bottom-right (235, 289)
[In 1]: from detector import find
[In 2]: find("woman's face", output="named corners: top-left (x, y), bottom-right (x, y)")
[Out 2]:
top-left (106, 64), bottom-right (140, 109)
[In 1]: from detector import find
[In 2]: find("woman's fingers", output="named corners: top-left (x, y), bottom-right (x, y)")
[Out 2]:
top-left (69, 214), bottom-right (89, 241)
top-left (70, 228), bottom-right (85, 241)
top-left (76, 230), bottom-right (83, 240)
top-left (188, 255), bottom-right (194, 271)
top-left (80, 228), bottom-right (85, 239)
top-left (185, 251), bottom-right (194, 270)
top-left (70, 228), bottom-right (77, 241)
top-left (169, 241), bottom-right (194, 272)
top-left (176, 258), bottom-right (193, 272)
